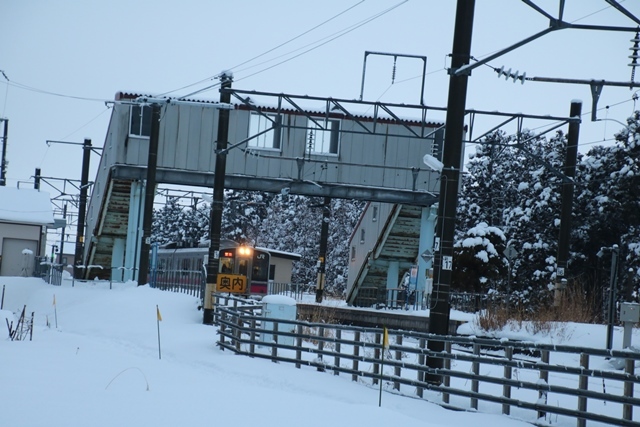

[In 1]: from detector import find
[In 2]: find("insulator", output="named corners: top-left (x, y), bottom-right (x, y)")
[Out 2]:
top-left (391, 57), bottom-right (397, 84)
top-left (496, 65), bottom-right (526, 84)
top-left (631, 30), bottom-right (640, 86)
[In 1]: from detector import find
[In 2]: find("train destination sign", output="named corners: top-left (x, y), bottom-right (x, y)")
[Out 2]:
top-left (216, 274), bottom-right (247, 294)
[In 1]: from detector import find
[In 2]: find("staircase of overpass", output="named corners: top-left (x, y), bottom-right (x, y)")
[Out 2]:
top-left (84, 177), bottom-right (135, 280)
top-left (346, 204), bottom-right (423, 307)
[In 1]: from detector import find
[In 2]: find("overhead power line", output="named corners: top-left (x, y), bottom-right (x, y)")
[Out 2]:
top-left (178, 0), bottom-right (408, 99)
top-left (160, 0), bottom-right (365, 97)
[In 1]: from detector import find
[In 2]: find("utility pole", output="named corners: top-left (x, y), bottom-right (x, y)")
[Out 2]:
top-left (59, 203), bottom-right (67, 264)
top-left (0, 118), bottom-right (7, 186)
top-left (204, 73), bottom-right (233, 325)
top-left (554, 101), bottom-right (582, 305)
top-left (138, 104), bottom-right (161, 285)
top-left (74, 138), bottom-right (92, 279)
top-left (316, 196), bottom-right (331, 303)
top-left (427, 0), bottom-right (475, 380)
top-left (606, 245), bottom-right (620, 351)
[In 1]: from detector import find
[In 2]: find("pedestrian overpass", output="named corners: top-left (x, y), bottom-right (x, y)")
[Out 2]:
top-left (81, 88), bottom-right (445, 298)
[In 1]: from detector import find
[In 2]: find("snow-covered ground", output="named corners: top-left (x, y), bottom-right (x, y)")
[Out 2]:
top-left (0, 276), bottom-right (633, 427)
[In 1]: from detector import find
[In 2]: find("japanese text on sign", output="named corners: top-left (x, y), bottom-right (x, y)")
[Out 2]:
top-left (216, 274), bottom-right (247, 294)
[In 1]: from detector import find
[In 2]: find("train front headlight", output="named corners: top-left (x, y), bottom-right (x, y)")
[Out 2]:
top-left (238, 245), bottom-right (253, 257)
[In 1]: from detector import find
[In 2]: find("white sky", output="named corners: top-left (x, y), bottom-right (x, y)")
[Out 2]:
top-left (2, 0), bottom-right (640, 189)
top-left (2, 276), bottom-right (636, 426)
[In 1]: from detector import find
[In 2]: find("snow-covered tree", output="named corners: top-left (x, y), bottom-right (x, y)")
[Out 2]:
top-left (457, 129), bottom-right (571, 308)
top-left (452, 222), bottom-right (507, 294)
top-left (573, 112), bottom-right (640, 304)
top-left (152, 196), bottom-right (184, 245)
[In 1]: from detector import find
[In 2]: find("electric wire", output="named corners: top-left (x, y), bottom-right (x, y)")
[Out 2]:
top-left (32, 107), bottom-right (111, 170)
top-left (159, 0), bottom-right (365, 97)
top-left (227, 0), bottom-right (365, 74)
top-left (0, 78), bottom-right (109, 103)
top-left (232, 2), bottom-right (396, 76)
top-left (235, 2), bottom-right (407, 83)
top-left (180, 0), bottom-right (408, 99)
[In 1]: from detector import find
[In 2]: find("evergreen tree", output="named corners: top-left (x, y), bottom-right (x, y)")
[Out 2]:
top-left (452, 222), bottom-right (507, 294)
top-left (326, 198), bottom-right (366, 294)
top-left (574, 112), bottom-right (640, 303)
top-left (457, 130), bottom-right (570, 308)
top-left (152, 196), bottom-right (184, 245)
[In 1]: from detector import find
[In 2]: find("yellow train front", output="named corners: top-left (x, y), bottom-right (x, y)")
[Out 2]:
top-left (217, 245), bottom-right (271, 297)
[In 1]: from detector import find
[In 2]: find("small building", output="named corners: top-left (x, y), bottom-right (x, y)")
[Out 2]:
top-left (0, 187), bottom-right (54, 276)
top-left (257, 247), bottom-right (301, 284)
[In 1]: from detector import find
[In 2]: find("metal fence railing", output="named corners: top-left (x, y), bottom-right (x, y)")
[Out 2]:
top-left (214, 296), bottom-right (640, 427)
top-left (35, 258), bottom-right (63, 286)
top-left (268, 282), bottom-right (312, 300)
top-left (353, 288), bottom-right (507, 313)
top-left (149, 268), bottom-right (205, 300)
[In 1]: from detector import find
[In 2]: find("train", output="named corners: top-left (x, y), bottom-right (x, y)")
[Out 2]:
top-left (154, 240), bottom-right (300, 297)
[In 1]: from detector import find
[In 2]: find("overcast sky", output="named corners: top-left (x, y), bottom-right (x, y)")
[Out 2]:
top-left (2, 0), bottom-right (640, 193)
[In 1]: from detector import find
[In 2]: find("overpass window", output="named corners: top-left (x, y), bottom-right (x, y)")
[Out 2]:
top-left (307, 118), bottom-right (340, 155)
top-left (372, 206), bottom-right (378, 222)
top-left (360, 228), bottom-right (365, 244)
top-left (351, 246), bottom-right (356, 261)
top-left (249, 112), bottom-right (282, 150)
top-left (130, 105), bottom-right (152, 137)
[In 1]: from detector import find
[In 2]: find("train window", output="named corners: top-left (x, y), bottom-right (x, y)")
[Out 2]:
top-left (252, 251), bottom-right (270, 282)
top-left (238, 259), bottom-right (249, 276)
top-left (219, 257), bottom-right (234, 274)
top-left (269, 265), bottom-right (275, 281)
top-left (252, 263), bottom-right (268, 282)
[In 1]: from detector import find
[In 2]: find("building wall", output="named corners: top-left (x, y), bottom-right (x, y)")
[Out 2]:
top-left (0, 222), bottom-right (45, 277)
top-left (270, 257), bottom-right (296, 283)
top-left (95, 102), bottom-right (441, 192)
top-left (0, 222), bottom-right (42, 256)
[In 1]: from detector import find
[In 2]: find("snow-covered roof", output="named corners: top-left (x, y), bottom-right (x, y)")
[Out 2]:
top-left (114, 91), bottom-right (445, 128)
top-left (0, 187), bottom-right (54, 226)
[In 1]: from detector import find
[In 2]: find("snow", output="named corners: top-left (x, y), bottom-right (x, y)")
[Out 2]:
top-left (262, 294), bottom-right (297, 306)
top-left (0, 277), bottom-right (531, 427)
top-left (0, 187), bottom-right (54, 225)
